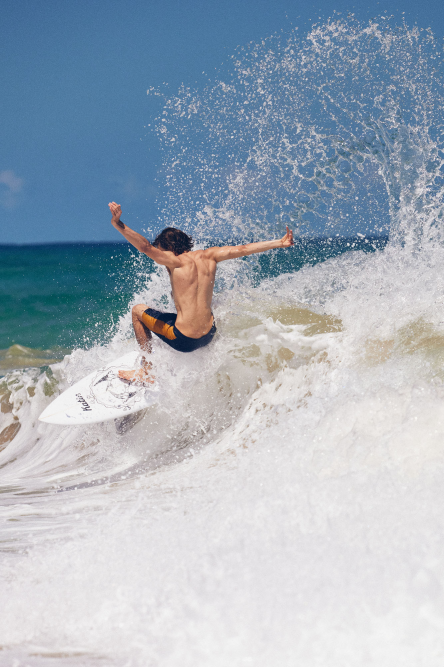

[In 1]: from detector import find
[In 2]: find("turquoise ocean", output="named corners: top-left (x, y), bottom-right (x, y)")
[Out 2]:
top-left (0, 236), bottom-right (385, 365)
top-left (4, 17), bottom-right (444, 667)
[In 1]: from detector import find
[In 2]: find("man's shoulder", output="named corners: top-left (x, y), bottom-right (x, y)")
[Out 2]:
top-left (195, 247), bottom-right (220, 259)
top-left (184, 248), bottom-right (216, 260)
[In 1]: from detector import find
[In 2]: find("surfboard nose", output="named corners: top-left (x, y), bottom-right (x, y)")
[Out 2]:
top-left (38, 406), bottom-right (71, 424)
top-left (37, 351), bottom-right (159, 425)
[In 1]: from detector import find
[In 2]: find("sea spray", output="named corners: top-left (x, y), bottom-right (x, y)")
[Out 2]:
top-left (155, 16), bottom-right (444, 248)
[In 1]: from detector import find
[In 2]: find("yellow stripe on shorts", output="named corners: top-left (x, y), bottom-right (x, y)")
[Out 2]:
top-left (141, 312), bottom-right (177, 340)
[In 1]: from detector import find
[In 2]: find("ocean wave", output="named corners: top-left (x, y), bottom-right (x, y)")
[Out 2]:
top-left (2, 246), bottom-right (444, 664)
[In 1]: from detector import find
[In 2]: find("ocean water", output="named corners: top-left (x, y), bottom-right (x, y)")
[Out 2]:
top-left (3, 16), bottom-right (444, 666)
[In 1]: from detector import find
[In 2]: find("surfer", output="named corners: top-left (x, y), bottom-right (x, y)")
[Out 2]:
top-left (108, 201), bottom-right (294, 382)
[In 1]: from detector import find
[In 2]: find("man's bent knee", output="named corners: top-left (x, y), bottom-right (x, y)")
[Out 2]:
top-left (132, 304), bottom-right (148, 320)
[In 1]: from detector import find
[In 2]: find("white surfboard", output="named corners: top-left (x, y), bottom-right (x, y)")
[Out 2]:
top-left (39, 351), bottom-right (160, 425)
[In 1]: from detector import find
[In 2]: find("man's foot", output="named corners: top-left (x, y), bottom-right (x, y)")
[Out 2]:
top-left (118, 359), bottom-right (155, 385)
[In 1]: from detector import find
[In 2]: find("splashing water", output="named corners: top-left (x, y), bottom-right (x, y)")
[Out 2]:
top-left (157, 16), bottom-right (444, 248)
top-left (2, 17), bottom-right (444, 666)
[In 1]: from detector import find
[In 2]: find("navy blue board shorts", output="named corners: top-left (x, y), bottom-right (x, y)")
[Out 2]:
top-left (141, 308), bottom-right (216, 353)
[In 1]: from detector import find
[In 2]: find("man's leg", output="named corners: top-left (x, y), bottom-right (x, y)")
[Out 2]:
top-left (131, 304), bottom-right (152, 354)
top-left (119, 304), bottom-right (154, 383)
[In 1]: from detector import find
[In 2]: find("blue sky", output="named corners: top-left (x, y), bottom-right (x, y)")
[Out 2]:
top-left (1, 0), bottom-right (444, 244)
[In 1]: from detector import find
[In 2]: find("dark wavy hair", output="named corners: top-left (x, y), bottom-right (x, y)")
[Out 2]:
top-left (152, 227), bottom-right (194, 255)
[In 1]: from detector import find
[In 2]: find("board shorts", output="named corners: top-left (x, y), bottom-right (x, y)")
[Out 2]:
top-left (141, 308), bottom-right (217, 353)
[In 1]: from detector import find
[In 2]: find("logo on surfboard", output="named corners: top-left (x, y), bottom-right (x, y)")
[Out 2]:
top-left (88, 367), bottom-right (146, 411)
top-left (76, 393), bottom-right (92, 411)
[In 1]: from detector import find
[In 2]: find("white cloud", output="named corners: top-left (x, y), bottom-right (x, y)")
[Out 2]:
top-left (0, 169), bottom-right (24, 209)
top-left (0, 170), bottom-right (23, 193)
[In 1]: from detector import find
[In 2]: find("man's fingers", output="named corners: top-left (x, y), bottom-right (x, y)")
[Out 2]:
top-left (108, 202), bottom-right (122, 218)
top-left (284, 225), bottom-right (294, 246)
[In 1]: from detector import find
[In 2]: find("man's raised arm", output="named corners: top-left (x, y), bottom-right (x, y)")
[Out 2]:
top-left (108, 202), bottom-right (180, 267)
top-left (206, 226), bottom-right (294, 262)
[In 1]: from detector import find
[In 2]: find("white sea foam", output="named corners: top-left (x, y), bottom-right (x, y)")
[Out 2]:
top-left (2, 245), bottom-right (444, 666)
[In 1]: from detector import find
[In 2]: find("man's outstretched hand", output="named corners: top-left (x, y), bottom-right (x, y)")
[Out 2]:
top-left (281, 226), bottom-right (294, 248)
top-left (108, 201), bottom-right (124, 228)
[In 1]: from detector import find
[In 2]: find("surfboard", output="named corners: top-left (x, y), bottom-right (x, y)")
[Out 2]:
top-left (39, 351), bottom-right (160, 425)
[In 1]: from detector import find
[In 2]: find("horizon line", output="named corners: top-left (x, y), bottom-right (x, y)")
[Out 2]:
top-left (0, 234), bottom-right (390, 248)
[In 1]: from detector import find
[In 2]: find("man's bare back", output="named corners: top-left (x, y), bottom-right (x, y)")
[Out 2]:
top-left (108, 202), bottom-right (293, 382)
top-left (165, 250), bottom-right (216, 337)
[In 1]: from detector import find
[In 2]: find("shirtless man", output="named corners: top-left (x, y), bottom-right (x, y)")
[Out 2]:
top-left (108, 202), bottom-right (294, 382)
